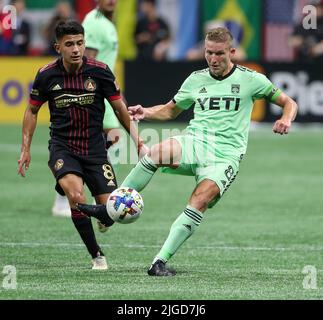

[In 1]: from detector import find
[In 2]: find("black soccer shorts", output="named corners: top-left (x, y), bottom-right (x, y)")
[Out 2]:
top-left (48, 145), bottom-right (117, 196)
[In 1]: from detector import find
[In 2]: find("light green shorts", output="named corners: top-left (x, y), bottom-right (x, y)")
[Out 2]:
top-left (103, 100), bottom-right (120, 129)
top-left (161, 135), bottom-right (242, 208)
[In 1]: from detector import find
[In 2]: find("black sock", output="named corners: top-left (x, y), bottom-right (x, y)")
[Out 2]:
top-left (71, 209), bottom-right (103, 259)
top-left (76, 204), bottom-right (115, 227)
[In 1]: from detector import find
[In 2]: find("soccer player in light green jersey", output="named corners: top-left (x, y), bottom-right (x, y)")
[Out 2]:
top-left (52, 0), bottom-right (121, 218)
top-left (77, 27), bottom-right (298, 276)
top-left (83, 0), bottom-right (118, 73)
top-left (123, 27), bottom-right (298, 276)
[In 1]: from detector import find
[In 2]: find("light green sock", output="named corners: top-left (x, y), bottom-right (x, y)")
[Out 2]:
top-left (121, 155), bottom-right (158, 192)
top-left (155, 205), bottom-right (203, 263)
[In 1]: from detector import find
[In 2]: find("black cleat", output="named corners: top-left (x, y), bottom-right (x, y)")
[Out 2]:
top-left (147, 259), bottom-right (176, 276)
top-left (76, 203), bottom-right (115, 230)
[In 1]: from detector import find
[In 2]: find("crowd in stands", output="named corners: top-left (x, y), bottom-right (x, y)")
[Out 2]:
top-left (1, 0), bottom-right (322, 62)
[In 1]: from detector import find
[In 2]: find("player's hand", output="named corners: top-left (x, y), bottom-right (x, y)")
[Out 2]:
top-left (17, 150), bottom-right (31, 177)
top-left (138, 143), bottom-right (149, 159)
top-left (273, 118), bottom-right (291, 135)
top-left (128, 105), bottom-right (145, 121)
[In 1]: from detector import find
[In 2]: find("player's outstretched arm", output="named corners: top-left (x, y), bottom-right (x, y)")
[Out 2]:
top-left (272, 92), bottom-right (298, 135)
top-left (18, 104), bottom-right (40, 177)
top-left (128, 100), bottom-right (183, 122)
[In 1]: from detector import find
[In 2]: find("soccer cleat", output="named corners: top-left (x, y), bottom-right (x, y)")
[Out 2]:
top-left (76, 203), bottom-right (115, 233)
top-left (147, 259), bottom-right (176, 276)
top-left (91, 255), bottom-right (108, 270)
top-left (97, 220), bottom-right (109, 233)
top-left (52, 195), bottom-right (70, 217)
top-left (89, 200), bottom-right (109, 233)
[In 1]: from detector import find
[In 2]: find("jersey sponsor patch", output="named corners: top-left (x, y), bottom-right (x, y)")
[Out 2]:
top-left (267, 86), bottom-right (279, 101)
top-left (54, 93), bottom-right (95, 108)
top-left (54, 159), bottom-right (64, 171)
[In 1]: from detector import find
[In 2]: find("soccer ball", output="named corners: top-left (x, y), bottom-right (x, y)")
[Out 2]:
top-left (106, 187), bottom-right (144, 224)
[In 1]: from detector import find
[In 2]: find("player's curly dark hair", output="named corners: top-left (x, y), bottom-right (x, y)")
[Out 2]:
top-left (55, 20), bottom-right (84, 41)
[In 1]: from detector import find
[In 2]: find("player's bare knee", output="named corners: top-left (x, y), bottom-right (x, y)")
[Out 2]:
top-left (189, 192), bottom-right (209, 211)
top-left (190, 182), bottom-right (220, 211)
top-left (66, 190), bottom-right (85, 206)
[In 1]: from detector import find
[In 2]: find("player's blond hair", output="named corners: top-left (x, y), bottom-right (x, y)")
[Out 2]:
top-left (205, 27), bottom-right (233, 48)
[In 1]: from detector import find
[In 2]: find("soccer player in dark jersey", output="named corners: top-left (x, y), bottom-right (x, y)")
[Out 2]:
top-left (17, 20), bottom-right (147, 270)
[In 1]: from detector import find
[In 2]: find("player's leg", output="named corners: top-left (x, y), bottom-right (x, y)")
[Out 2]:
top-left (58, 173), bottom-right (107, 270)
top-left (48, 146), bottom-right (108, 269)
top-left (148, 155), bottom-right (241, 276)
top-left (121, 138), bottom-right (182, 191)
top-left (148, 179), bottom-right (220, 276)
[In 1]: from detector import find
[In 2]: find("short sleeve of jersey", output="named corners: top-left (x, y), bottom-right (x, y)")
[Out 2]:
top-left (29, 70), bottom-right (48, 106)
top-left (83, 18), bottom-right (103, 52)
top-left (97, 66), bottom-right (121, 102)
top-left (173, 74), bottom-right (195, 110)
top-left (252, 72), bottom-right (282, 102)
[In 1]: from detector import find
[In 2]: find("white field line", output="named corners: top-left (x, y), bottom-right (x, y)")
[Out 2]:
top-left (0, 241), bottom-right (322, 252)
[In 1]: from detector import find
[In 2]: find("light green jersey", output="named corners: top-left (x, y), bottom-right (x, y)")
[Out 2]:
top-left (173, 65), bottom-right (282, 157)
top-left (83, 8), bottom-right (120, 130)
top-left (82, 9), bottom-right (118, 71)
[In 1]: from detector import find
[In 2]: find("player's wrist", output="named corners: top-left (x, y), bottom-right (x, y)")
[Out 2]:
top-left (137, 138), bottom-right (144, 148)
top-left (280, 116), bottom-right (292, 123)
top-left (21, 147), bottom-right (30, 153)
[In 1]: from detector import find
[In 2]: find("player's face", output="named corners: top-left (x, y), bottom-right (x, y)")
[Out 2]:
top-left (98, 0), bottom-right (117, 13)
top-left (205, 40), bottom-right (235, 77)
top-left (55, 34), bottom-right (85, 67)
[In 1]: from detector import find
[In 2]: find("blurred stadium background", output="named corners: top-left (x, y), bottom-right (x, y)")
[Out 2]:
top-left (0, 0), bottom-right (322, 300)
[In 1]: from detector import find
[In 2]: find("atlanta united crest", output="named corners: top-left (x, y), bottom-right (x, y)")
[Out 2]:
top-left (84, 78), bottom-right (97, 91)
top-left (54, 159), bottom-right (64, 171)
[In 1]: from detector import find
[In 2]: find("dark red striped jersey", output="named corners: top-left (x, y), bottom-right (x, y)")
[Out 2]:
top-left (29, 56), bottom-right (121, 156)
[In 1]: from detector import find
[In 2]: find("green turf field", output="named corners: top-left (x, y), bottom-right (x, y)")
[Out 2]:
top-left (0, 123), bottom-right (322, 300)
